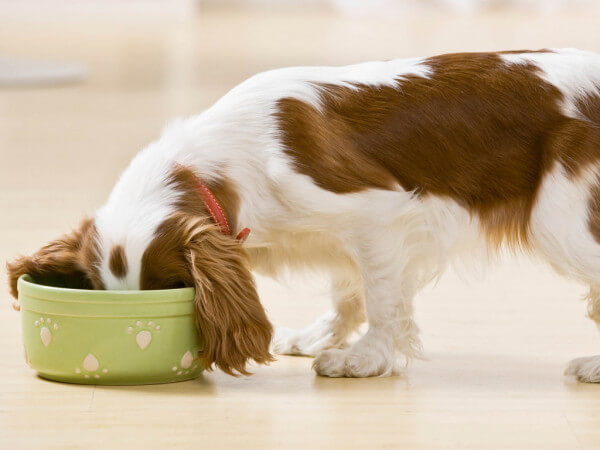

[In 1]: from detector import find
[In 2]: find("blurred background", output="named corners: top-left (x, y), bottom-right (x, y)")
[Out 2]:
top-left (3, 2), bottom-right (600, 448)
top-left (2, 0), bottom-right (600, 234)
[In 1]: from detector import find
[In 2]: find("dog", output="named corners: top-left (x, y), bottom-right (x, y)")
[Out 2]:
top-left (8, 48), bottom-right (600, 379)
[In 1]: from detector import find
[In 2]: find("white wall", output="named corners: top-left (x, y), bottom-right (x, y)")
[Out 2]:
top-left (198, 0), bottom-right (600, 14)
top-left (0, 0), bottom-right (199, 23)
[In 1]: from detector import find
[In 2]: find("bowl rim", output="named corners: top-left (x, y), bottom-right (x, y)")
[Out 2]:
top-left (18, 274), bottom-right (196, 303)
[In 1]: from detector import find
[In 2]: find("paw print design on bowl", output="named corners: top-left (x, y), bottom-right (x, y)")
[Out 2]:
top-left (34, 316), bottom-right (59, 347)
top-left (74, 353), bottom-right (108, 379)
top-left (171, 351), bottom-right (200, 376)
top-left (127, 320), bottom-right (161, 350)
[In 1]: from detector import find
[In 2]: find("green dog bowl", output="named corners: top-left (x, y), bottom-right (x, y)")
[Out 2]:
top-left (18, 275), bottom-right (204, 385)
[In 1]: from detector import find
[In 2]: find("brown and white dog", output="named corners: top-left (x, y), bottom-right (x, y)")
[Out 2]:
top-left (8, 49), bottom-right (600, 379)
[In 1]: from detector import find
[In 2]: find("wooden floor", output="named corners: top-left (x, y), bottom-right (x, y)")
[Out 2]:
top-left (3, 6), bottom-right (600, 449)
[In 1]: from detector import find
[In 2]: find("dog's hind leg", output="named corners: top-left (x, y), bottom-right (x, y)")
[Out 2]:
top-left (565, 287), bottom-right (600, 382)
top-left (530, 164), bottom-right (600, 382)
top-left (273, 271), bottom-right (366, 357)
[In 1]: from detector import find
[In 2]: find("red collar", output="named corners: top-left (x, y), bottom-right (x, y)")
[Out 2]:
top-left (175, 163), bottom-right (250, 242)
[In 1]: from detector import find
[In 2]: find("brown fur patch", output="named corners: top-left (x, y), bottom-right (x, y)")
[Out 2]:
top-left (140, 166), bottom-right (241, 290)
top-left (275, 51), bottom-right (600, 248)
top-left (108, 245), bottom-right (128, 279)
top-left (139, 215), bottom-right (191, 291)
top-left (6, 218), bottom-right (103, 299)
top-left (581, 89), bottom-right (600, 244)
top-left (140, 167), bottom-right (273, 375)
top-left (184, 215), bottom-right (274, 376)
top-left (169, 164), bottom-right (241, 232)
top-left (588, 180), bottom-right (600, 244)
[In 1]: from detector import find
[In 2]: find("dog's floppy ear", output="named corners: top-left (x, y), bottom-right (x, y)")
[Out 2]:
top-left (6, 218), bottom-right (101, 301)
top-left (185, 219), bottom-right (273, 376)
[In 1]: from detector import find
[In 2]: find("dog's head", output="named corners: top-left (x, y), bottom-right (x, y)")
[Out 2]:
top-left (7, 164), bottom-right (273, 375)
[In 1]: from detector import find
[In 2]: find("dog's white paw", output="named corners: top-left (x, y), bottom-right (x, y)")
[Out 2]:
top-left (273, 326), bottom-right (346, 357)
top-left (312, 347), bottom-right (392, 378)
top-left (565, 356), bottom-right (600, 383)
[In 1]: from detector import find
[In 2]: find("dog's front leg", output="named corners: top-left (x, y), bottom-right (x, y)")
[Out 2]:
top-left (273, 270), bottom-right (366, 356)
top-left (312, 233), bottom-right (423, 377)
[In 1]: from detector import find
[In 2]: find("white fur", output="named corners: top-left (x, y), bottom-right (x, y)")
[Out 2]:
top-left (565, 356), bottom-right (600, 382)
top-left (530, 163), bottom-right (600, 283)
top-left (95, 49), bottom-right (600, 378)
top-left (500, 48), bottom-right (600, 119)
